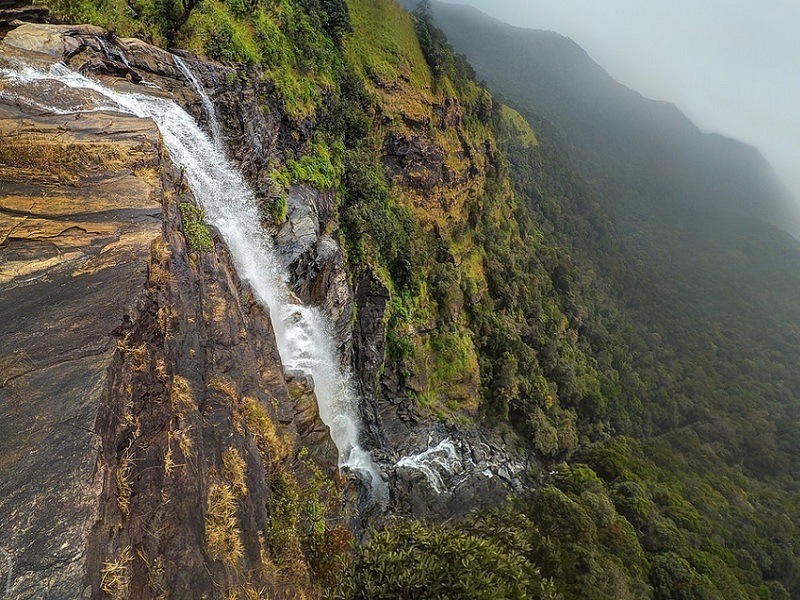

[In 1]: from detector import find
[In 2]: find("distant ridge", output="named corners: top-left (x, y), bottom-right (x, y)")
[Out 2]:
top-left (409, 0), bottom-right (800, 238)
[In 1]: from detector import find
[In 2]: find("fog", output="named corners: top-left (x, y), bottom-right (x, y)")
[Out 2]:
top-left (443, 0), bottom-right (800, 202)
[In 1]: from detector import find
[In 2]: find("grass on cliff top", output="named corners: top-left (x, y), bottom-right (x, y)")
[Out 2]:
top-left (40, 0), bottom-right (340, 120)
top-left (497, 104), bottom-right (538, 148)
top-left (178, 0), bottom-right (340, 118)
top-left (344, 0), bottom-right (432, 93)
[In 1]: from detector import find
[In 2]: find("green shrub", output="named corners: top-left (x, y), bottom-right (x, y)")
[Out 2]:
top-left (189, 1), bottom-right (261, 64)
top-left (270, 194), bottom-right (288, 225)
top-left (277, 140), bottom-right (343, 189)
top-left (179, 202), bottom-right (213, 253)
top-left (40, 0), bottom-right (100, 24)
top-left (385, 292), bottom-right (415, 363)
top-left (341, 146), bottom-right (417, 291)
top-left (330, 520), bottom-right (559, 600)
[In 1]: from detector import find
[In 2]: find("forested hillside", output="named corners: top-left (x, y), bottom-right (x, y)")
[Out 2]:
top-left (408, 1), bottom-right (800, 597)
top-left (5, 0), bottom-right (800, 597)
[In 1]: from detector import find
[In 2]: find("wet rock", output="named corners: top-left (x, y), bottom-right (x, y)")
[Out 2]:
top-left (287, 373), bottom-right (339, 478)
top-left (117, 37), bottom-right (184, 81)
top-left (2, 22), bottom-right (104, 59)
top-left (290, 235), bottom-right (353, 358)
top-left (273, 184), bottom-right (354, 359)
top-left (352, 270), bottom-right (390, 398)
top-left (379, 421), bottom-right (534, 522)
top-left (275, 184), bottom-right (326, 264)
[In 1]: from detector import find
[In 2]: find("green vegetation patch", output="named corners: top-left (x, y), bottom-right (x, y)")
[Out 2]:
top-left (340, 145), bottom-right (418, 291)
top-left (179, 202), bottom-right (213, 253)
top-left (269, 193), bottom-right (288, 225)
top-left (42, 0), bottom-right (346, 120)
top-left (273, 139), bottom-right (344, 190)
top-left (331, 520), bottom-right (559, 599)
top-left (497, 104), bottom-right (538, 148)
top-left (344, 0), bottom-right (432, 90)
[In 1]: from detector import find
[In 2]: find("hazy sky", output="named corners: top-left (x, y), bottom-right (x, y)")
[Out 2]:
top-left (447, 0), bottom-right (800, 201)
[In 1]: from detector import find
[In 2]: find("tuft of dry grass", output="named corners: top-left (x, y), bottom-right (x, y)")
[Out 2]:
top-left (136, 549), bottom-right (167, 600)
top-left (170, 375), bottom-right (197, 412)
top-left (205, 483), bottom-right (243, 566)
top-left (163, 443), bottom-right (175, 477)
top-left (222, 447), bottom-right (248, 497)
top-left (150, 236), bottom-right (170, 264)
top-left (241, 586), bottom-right (269, 600)
top-left (165, 420), bottom-right (194, 477)
top-left (256, 532), bottom-right (279, 585)
top-left (100, 547), bottom-right (131, 600)
top-left (171, 426), bottom-right (194, 457)
top-left (241, 397), bottom-right (287, 470)
top-left (148, 237), bottom-right (174, 287)
top-left (211, 377), bottom-right (245, 434)
top-left (154, 358), bottom-right (168, 381)
top-left (209, 376), bottom-right (238, 400)
top-left (115, 340), bottom-right (149, 373)
top-left (115, 448), bottom-right (133, 518)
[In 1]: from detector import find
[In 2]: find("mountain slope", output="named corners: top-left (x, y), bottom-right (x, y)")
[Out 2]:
top-left (416, 0), bottom-right (800, 237)
top-left (406, 2), bottom-right (800, 598)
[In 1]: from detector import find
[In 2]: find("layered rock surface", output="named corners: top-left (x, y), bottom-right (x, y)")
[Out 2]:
top-left (0, 71), bottom-right (163, 597)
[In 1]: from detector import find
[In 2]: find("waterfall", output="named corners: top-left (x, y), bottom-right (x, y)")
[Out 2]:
top-left (173, 56), bottom-right (224, 148)
top-left (0, 62), bottom-right (388, 501)
top-left (396, 439), bottom-right (458, 493)
top-left (97, 36), bottom-right (130, 68)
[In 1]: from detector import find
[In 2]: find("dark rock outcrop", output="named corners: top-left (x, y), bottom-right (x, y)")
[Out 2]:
top-left (0, 0), bottom-right (47, 26)
top-left (382, 132), bottom-right (446, 191)
top-left (274, 184), bottom-right (354, 360)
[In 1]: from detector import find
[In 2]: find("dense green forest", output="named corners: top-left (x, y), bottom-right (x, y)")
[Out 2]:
top-left (403, 2), bottom-right (800, 598)
top-left (35, 0), bottom-right (800, 597)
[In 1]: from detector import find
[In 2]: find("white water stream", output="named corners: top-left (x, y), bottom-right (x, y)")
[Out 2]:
top-left (396, 439), bottom-right (458, 493)
top-left (172, 56), bottom-right (223, 148)
top-left (0, 61), bottom-right (388, 500)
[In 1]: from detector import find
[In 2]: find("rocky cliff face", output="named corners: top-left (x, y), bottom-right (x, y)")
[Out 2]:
top-left (0, 74), bottom-right (164, 598)
top-left (0, 28), bottom-right (343, 599)
top-left (0, 15), bottom-right (530, 597)
top-left (147, 25), bottom-right (529, 521)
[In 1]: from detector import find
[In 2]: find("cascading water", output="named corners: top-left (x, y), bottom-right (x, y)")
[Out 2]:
top-left (396, 439), bottom-right (458, 493)
top-left (173, 56), bottom-right (223, 148)
top-left (0, 61), bottom-right (388, 501)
